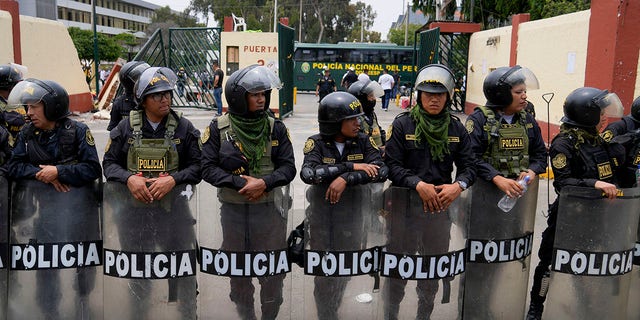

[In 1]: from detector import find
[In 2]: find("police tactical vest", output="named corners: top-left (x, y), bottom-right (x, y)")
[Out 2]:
top-left (359, 114), bottom-right (384, 147)
top-left (126, 110), bottom-right (180, 177)
top-left (563, 131), bottom-right (616, 181)
top-left (217, 114), bottom-right (276, 204)
top-left (621, 117), bottom-right (640, 166)
top-left (478, 106), bottom-right (530, 178)
top-left (23, 118), bottom-right (77, 165)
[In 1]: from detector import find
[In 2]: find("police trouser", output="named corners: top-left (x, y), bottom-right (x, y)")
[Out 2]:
top-left (113, 198), bottom-right (197, 318)
top-left (530, 200), bottom-right (559, 305)
top-left (220, 202), bottom-right (287, 320)
top-left (382, 208), bottom-right (452, 320)
top-left (33, 192), bottom-right (99, 318)
top-left (306, 191), bottom-right (365, 320)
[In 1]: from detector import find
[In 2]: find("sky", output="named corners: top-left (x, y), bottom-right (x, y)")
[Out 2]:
top-left (148, 0), bottom-right (406, 40)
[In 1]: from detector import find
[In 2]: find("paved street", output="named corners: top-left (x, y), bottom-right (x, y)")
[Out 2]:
top-left (80, 91), bottom-right (556, 318)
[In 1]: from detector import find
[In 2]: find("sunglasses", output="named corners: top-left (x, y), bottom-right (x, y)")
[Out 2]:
top-left (149, 91), bottom-right (172, 102)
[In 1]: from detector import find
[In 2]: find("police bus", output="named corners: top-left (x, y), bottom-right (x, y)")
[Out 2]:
top-left (293, 42), bottom-right (416, 92)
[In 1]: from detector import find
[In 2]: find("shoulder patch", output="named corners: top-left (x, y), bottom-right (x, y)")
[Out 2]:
top-left (369, 136), bottom-right (379, 150)
top-left (201, 126), bottom-right (211, 144)
top-left (85, 129), bottom-right (95, 146)
top-left (552, 153), bottom-right (567, 169)
top-left (601, 130), bottom-right (613, 142)
top-left (465, 119), bottom-right (474, 134)
top-left (105, 138), bottom-right (112, 153)
top-left (303, 138), bottom-right (315, 154)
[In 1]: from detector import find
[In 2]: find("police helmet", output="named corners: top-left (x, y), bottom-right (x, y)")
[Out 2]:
top-left (134, 67), bottom-right (177, 105)
top-left (414, 64), bottom-right (456, 99)
top-left (8, 79), bottom-right (70, 121)
top-left (561, 87), bottom-right (623, 127)
top-left (0, 63), bottom-right (26, 90)
top-left (225, 65), bottom-right (282, 116)
top-left (119, 61), bottom-right (150, 93)
top-left (631, 96), bottom-right (640, 122)
top-left (318, 91), bottom-right (363, 137)
top-left (483, 65), bottom-right (539, 108)
top-left (348, 80), bottom-right (384, 112)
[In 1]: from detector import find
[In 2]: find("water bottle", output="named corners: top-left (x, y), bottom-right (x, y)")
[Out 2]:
top-left (497, 176), bottom-right (531, 212)
top-left (635, 164), bottom-right (640, 187)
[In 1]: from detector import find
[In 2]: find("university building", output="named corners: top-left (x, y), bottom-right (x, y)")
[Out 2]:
top-left (16, 0), bottom-right (160, 37)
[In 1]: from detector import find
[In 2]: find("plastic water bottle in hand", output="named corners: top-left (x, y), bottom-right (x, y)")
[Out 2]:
top-left (497, 176), bottom-right (531, 212)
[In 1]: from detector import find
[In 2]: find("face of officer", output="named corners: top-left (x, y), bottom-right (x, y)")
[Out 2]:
top-left (247, 91), bottom-right (266, 113)
top-left (419, 91), bottom-right (447, 115)
top-left (143, 90), bottom-right (172, 122)
top-left (26, 101), bottom-right (55, 130)
top-left (336, 117), bottom-right (360, 142)
top-left (503, 83), bottom-right (527, 115)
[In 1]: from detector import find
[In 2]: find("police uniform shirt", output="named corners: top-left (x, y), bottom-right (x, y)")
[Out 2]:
top-left (7, 120), bottom-right (102, 186)
top-left (384, 112), bottom-right (476, 188)
top-left (107, 94), bottom-right (136, 131)
top-left (601, 116), bottom-right (640, 188)
top-left (201, 117), bottom-right (296, 191)
top-left (466, 108), bottom-right (547, 181)
top-left (549, 128), bottom-right (623, 193)
top-left (0, 125), bottom-right (10, 176)
top-left (301, 132), bottom-right (384, 184)
top-left (317, 76), bottom-right (336, 94)
top-left (602, 115), bottom-right (639, 138)
top-left (103, 110), bottom-right (202, 184)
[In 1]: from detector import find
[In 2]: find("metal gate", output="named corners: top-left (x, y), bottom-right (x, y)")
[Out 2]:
top-left (131, 27), bottom-right (222, 110)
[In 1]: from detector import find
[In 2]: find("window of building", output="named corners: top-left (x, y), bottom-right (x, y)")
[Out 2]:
top-left (227, 46), bottom-right (240, 75)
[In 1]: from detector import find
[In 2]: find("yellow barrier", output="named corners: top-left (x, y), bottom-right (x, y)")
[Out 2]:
top-left (293, 87), bottom-right (297, 105)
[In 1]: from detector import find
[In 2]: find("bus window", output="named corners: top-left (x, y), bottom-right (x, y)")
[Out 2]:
top-left (318, 49), bottom-right (341, 62)
top-left (348, 50), bottom-right (363, 63)
top-left (379, 50), bottom-right (391, 64)
top-left (363, 50), bottom-right (380, 63)
top-left (294, 49), bottom-right (317, 61)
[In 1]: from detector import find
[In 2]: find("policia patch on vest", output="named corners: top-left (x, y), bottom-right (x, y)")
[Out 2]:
top-left (86, 129), bottom-right (95, 146)
top-left (201, 126), bottom-right (211, 144)
top-left (465, 119), bottom-right (474, 134)
top-left (552, 153), bottom-right (567, 169)
top-left (303, 138), bottom-right (315, 154)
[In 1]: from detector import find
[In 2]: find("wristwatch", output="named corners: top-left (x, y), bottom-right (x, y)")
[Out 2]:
top-left (456, 181), bottom-right (468, 191)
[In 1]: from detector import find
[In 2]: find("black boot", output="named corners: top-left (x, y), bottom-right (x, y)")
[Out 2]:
top-left (525, 301), bottom-right (544, 320)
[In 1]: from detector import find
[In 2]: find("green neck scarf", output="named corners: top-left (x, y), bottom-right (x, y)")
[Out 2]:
top-left (229, 113), bottom-right (270, 174)
top-left (560, 124), bottom-right (602, 149)
top-left (410, 105), bottom-right (450, 161)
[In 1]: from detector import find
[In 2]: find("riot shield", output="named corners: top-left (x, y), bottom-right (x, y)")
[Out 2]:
top-left (103, 181), bottom-right (197, 319)
top-left (463, 178), bottom-right (539, 319)
top-left (8, 179), bottom-right (102, 319)
top-left (627, 217), bottom-right (640, 320)
top-left (378, 186), bottom-right (469, 320)
top-left (545, 186), bottom-right (640, 320)
top-left (0, 176), bottom-right (8, 320)
top-left (302, 183), bottom-right (385, 320)
top-left (197, 182), bottom-right (293, 320)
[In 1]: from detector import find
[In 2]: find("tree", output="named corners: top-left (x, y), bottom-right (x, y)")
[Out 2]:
top-left (68, 27), bottom-right (124, 83)
top-left (387, 24), bottom-right (424, 46)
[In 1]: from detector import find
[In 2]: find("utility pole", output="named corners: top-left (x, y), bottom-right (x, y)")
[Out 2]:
top-left (92, 0), bottom-right (99, 94)
top-left (299, 0), bottom-right (302, 42)
top-left (360, 8), bottom-right (364, 42)
top-left (404, 1), bottom-right (409, 46)
top-left (274, 0), bottom-right (278, 32)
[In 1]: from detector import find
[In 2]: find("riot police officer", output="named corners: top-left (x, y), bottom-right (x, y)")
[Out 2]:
top-left (315, 68), bottom-right (336, 103)
top-left (107, 60), bottom-right (150, 131)
top-left (300, 91), bottom-right (387, 319)
top-left (6, 79), bottom-right (102, 319)
top-left (0, 125), bottom-right (9, 176)
top-left (601, 96), bottom-right (640, 188)
top-left (102, 67), bottom-right (201, 319)
top-left (0, 63), bottom-right (26, 142)
top-left (348, 79), bottom-right (386, 152)
top-left (526, 87), bottom-right (624, 320)
top-left (466, 65), bottom-right (547, 196)
top-left (382, 64), bottom-right (476, 319)
top-left (201, 65), bottom-right (296, 320)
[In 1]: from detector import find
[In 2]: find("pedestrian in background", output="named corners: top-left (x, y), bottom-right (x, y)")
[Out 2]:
top-left (212, 61), bottom-right (225, 116)
top-left (358, 68), bottom-right (370, 82)
top-left (378, 68), bottom-right (394, 111)
top-left (341, 66), bottom-right (358, 90)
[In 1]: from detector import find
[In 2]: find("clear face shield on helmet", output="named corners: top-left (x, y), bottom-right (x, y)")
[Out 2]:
top-left (135, 67), bottom-right (178, 100)
top-left (363, 80), bottom-right (385, 99)
top-left (236, 66), bottom-right (282, 93)
top-left (501, 66), bottom-right (540, 91)
top-left (594, 91), bottom-right (624, 118)
top-left (125, 62), bottom-right (150, 85)
top-left (7, 81), bottom-right (48, 108)
top-left (414, 65), bottom-right (456, 98)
